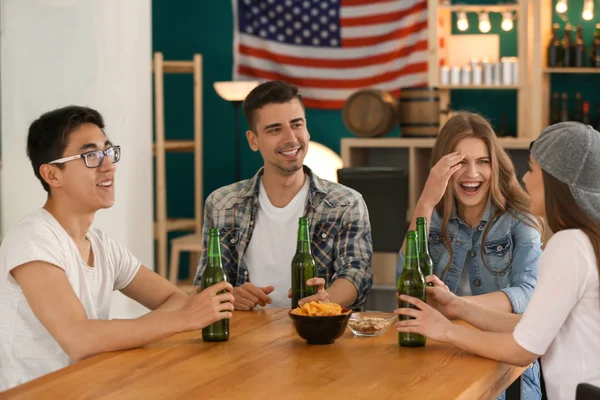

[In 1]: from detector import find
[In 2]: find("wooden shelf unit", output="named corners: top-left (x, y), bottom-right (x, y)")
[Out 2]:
top-left (427, 0), bottom-right (532, 139)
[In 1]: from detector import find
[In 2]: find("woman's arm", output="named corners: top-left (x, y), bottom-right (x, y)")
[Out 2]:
top-left (396, 294), bottom-right (539, 366)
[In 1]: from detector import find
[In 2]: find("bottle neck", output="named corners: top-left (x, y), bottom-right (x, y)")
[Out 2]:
top-left (207, 235), bottom-right (222, 267)
top-left (404, 237), bottom-right (419, 270)
top-left (416, 223), bottom-right (429, 254)
top-left (296, 223), bottom-right (311, 253)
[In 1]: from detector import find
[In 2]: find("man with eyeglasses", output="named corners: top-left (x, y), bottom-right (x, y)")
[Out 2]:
top-left (0, 106), bottom-right (234, 391)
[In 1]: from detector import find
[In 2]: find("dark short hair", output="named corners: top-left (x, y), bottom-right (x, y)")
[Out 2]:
top-left (27, 105), bottom-right (105, 193)
top-left (242, 80), bottom-right (304, 132)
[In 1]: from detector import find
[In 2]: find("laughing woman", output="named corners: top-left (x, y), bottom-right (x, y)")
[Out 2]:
top-left (396, 112), bottom-right (544, 399)
top-left (396, 122), bottom-right (600, 400)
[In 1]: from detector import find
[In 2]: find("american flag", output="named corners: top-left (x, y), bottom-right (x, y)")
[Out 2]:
top-left (233, 0), bottom-right (435, 109)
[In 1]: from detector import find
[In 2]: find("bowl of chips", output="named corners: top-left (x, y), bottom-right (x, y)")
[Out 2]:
top-left (347, 312), bottom-right (397, 337)
top-left (289, 301), bottom-right (352, 345)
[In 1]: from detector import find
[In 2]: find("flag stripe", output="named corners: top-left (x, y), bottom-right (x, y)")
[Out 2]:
top-left (238, 73), bottom-right (425, 108)
top-left (238, 48), bottom-right (428, 79)
top-left (341, 6), bottom-right (428, 38)
top-left (238, 29), bottom-right (429, 59)
top-left (341, 0), bottom-right (426, 27)
top-left (342, 20), bottom-right (428, 47)
top-left (342, 0), bottom-right (404, 8)
top-left (238, 61), bottom-right (428, 89)
top-left (238, 39), bottom-right (427, 69)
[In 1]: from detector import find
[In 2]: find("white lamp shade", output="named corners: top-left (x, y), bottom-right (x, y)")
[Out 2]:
top-left (304, 141), bottom-right (343, 183)
top-left (213, 81), bottom-right (261, 101)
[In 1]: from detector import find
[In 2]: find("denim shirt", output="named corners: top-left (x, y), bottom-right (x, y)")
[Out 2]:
top-left (397, 202), bottom-right (542, 314)
top-left (194, 166), bottom-right (373, 308)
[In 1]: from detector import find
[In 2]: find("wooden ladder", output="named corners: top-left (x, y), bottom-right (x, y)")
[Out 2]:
top-left (152, 52), bottom-right (203, 289)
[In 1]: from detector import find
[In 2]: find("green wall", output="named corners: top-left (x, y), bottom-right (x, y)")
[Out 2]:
top-left (152, 0), bottom-right (599, 277)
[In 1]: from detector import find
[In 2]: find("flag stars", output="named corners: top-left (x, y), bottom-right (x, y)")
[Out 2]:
top-left (239, 0), bottom-right (341, 48)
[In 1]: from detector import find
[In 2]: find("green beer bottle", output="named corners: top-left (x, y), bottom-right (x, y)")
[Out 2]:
top-left (416, 217), bottom-right (434, 287)
top-left (291, 217), bottom-right (317, 309)
top-left (200, 228), bottom-right (229, 342)
top-left (398, 230), bottom-right (426, 347)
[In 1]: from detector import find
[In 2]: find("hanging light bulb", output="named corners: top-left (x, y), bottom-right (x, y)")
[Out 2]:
top-left (556, 0), bottom-right (568, 14)
top-left (457, 11), bottom-right (469, 31)
top-left (479, 12), bottom-right (491, 33)
top-left (501, 11), bottom-right (514, 31)
top-left (582, 0), bottom-right (594, 20)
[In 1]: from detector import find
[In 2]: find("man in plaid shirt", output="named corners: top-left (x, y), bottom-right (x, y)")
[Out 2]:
top-left (194, 80), bottom-right (373, 310)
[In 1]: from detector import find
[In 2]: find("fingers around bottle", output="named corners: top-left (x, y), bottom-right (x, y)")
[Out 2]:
top-left (215, 292), bottom-right (235, 304)
top-left (217, 301), bottom-right (235, 312)
top-left (305, 277), bottom-right (326, 287)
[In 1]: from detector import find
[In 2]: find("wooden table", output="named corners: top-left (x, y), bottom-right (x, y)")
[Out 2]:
top-left (1, 309), bottom-right (525, 399)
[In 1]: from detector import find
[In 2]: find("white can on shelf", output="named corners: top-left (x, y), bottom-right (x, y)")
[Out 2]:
top-left (473, 65), bottom-right (482, 85)
top-left (493, 62), bottom-right (502, 85)
top-left (450, 66), bottom-right (461, 85)
top-left (461, 66), bottom-right (472, 85)
top-left (501, 57), bottom-right (512, 85)
top-left (483, 61), bottom-right (493, 85)
top-left (440, 65), bottom-right (450, 86)
top-left (512, 58), bottom-right (519, 85)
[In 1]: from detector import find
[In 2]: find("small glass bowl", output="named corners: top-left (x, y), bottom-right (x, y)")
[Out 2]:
top-left (347, 312), bottom-right (397, 337)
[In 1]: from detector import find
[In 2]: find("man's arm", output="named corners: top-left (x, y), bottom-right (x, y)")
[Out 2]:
top-left (331, 195), bottom-right (373, 308)
top-left (12, 261), bottom-right (233, 361)
top-left (119, 265), bottom-right (188, 312)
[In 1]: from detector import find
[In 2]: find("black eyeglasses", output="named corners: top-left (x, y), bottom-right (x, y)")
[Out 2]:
top-left (49, 146), bottom-right (121, 168)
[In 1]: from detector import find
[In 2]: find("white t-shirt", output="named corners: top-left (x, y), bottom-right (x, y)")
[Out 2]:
top-left (243, 178), bottom-right (310, 308)
top-left (513, 229), bottom-right (600, 400)
top-left (0, 208), bottom-right (141, 391)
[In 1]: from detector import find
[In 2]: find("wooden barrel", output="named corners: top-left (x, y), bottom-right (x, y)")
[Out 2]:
top-left (342, 89), bottom-right (399, 137)
top-left (398, 87), bottom-right (440, 137)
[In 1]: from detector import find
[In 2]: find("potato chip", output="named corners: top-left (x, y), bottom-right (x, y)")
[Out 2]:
top-left (290, 301), bottom-right (346, 316)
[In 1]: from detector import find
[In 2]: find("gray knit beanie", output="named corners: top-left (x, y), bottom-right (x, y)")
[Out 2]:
top-left (530, 121), bottom-right (600, 224)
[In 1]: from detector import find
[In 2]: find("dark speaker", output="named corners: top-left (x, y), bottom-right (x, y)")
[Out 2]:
top-left (337, 167), bottom-right (408, 253)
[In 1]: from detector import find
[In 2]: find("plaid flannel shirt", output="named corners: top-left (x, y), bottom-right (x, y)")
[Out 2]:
top-left (194, 166), bottom-right (373, 308)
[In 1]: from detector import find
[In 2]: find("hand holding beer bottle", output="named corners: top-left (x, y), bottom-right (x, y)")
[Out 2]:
top-left (290, 217), bottom-right (318, 308)
top-left (397, 230), bottom-right (426, 347)
top-left (200, 228), bottom-right (233, 342)
top-left (182, 281), bottom-right (234, 331)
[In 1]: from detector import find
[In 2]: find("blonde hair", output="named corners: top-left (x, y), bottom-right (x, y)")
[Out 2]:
top-left (432, 112), bottom-right (543, 277)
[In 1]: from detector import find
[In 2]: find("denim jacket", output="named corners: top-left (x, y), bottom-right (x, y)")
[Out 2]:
top-left (194, 166), bottom-right (373, 308)
top-left (397, 202), bottom-right (542, 314)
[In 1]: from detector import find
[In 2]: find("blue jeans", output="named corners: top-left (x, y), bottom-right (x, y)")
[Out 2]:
top-left (498, 359), bottom-right (542, 400)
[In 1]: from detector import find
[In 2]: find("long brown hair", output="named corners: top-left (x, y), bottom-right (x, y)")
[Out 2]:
top-left (543, 171), bottom-right (600, 286)
top-left (432, 112), bottom-right (543, 277)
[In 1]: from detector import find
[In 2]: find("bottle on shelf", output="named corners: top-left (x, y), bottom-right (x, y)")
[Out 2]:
top-left (560, 92), bottom-right (569, 122)
top-left (562, 24), bottom-right (574, 68)
top-left (574, 93), bottom-right (583, 123)
top-left (592, 24), bottom-right (600, 68)
top-left (551, 92), bottom-right (560, 125)
top-left (548, 23), bottom-right (564, 67)
top-left (583, 101), bottom-right (591, 125)
top-left (574, 25), bottom-right (585, 68)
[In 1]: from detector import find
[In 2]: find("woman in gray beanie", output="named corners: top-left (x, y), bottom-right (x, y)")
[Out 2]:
top-left (395, 121), bottom-right (600, 400)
